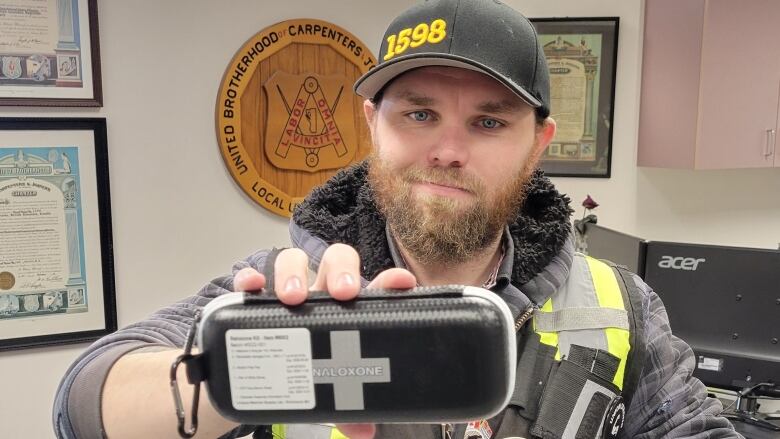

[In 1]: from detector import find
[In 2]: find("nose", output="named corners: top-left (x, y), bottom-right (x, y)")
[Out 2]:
top-left (427, 123), bottom-right (470, 168)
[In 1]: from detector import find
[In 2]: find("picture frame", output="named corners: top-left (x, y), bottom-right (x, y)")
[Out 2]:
top-left (0, 118), bottom-right (116, 350)
top-left (530, 17), bottom-right (619, 178)
top-left (0, 0), bottom-right (103, 106)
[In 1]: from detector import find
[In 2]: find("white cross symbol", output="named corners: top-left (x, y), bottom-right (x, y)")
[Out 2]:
top-left (312, 331), bottom-right (391, 410)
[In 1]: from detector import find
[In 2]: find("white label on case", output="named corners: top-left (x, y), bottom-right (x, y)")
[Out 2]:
top-left (226, 328), bottom-right (315, 410)
top-left (697, 355), bottom-right (723, 372)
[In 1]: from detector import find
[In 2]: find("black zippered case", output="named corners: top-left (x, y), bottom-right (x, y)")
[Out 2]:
top-left (195, 285), bottom-right (516, 424)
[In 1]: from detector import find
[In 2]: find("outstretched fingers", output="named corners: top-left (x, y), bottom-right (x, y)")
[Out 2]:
top-left (312, 243), bottom-right (362, 301)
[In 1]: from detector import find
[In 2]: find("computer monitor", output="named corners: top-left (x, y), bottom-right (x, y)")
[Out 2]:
top-left (581, 223), bottom-right (648, 278)
top-left (643, 241), bottom-right (780, 398)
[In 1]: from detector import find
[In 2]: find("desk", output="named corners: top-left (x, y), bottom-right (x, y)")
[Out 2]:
top-left (730, 416), bottom-right (780, 439)
top-left (713, 393), bottom-right (780, 439)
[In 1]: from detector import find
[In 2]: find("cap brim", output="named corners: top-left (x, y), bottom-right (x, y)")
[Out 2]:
top-left (354, 53), bottom-right (542, 108)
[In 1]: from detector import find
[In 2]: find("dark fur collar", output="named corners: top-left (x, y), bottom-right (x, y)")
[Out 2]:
top-left (293, 161), bottom-right (572, 286)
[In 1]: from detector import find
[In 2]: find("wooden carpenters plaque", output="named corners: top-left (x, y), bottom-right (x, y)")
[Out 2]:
top-left (216, 19), bottom-right (377, 217)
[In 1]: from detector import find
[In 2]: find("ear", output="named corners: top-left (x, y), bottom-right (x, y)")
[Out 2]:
top-left (363, 99), bottom-right (377, 125)
top-left (363, 99), bottom-right (378, 145)
top-left (530, 117), bottom-right (557, 162)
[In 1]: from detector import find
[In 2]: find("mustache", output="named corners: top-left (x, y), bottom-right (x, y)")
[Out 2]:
top-left (401, 167), bottom-right (483, 194)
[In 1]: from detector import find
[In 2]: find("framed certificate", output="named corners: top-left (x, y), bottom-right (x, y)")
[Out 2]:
top-left (531, 17), bottom-right (619, 178)
top-left (0, 0), bottom-right (103, 106)
top-left (0, 118), bottom-right (115, 350)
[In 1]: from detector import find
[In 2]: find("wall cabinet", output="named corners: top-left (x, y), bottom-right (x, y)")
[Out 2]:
top-left (638, 0), bottom-right (780, 169)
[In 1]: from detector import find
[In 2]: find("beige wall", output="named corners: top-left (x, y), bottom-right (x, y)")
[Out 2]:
top-left (1, 1), bottom-right (778, 437)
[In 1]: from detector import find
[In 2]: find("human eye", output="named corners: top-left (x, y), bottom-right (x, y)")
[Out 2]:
top-left (477, 118), bottom-right (505, 129)
top-left (407, 110), bottom-right (432, 122)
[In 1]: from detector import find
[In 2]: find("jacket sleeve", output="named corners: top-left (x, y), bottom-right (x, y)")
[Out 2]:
top-left (52, 251), bottom-right (270, 439)
top-left (621, 275), bottom-right (743, 438)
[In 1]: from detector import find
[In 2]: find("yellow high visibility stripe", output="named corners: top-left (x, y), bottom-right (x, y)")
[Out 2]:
top-left (270, 424), bottom-right (350, 439)
top-left (535, 297), bottom-right (561, 360)
top-left (585, 256), bottom-right (631, 389)
top-left (331, 427), bottom-right (350, 439)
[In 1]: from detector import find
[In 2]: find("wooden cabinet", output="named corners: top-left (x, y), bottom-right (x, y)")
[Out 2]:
top-left (638, 0), bottom-right (780, 169)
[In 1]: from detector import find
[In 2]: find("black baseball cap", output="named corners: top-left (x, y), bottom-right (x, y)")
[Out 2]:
top-left (354, 0), bottom-right (550, 118)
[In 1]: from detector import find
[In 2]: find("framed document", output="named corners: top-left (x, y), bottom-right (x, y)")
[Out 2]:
top-left (531, 18), bottom-right (619, 178)
top-left (0, 118), bottom-right (115, 350)
top-left (0, 0), bottom-right (102, 106)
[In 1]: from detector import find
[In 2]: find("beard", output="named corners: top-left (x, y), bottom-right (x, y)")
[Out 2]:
top-left (368, 152), bottom-right (536, 266)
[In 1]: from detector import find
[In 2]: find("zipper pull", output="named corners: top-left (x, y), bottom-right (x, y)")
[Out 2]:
top-left (441, 423), bottom-right (453, 439)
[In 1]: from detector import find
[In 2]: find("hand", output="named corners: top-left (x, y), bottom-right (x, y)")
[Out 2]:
top-left (233, 244), bottom-right (417, 439)
top-left (233, 243), bottom-right (416, 303)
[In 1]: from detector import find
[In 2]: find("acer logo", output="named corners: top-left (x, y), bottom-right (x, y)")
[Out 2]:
top-left (658, 256), bottom-right (706, 271)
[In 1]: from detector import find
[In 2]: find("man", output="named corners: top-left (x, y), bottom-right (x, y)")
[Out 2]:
top-left (54, 0), bottom-right (742, 438)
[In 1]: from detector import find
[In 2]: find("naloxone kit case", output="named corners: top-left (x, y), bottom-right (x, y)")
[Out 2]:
top-left (193, 285), bottom-right (516, 424)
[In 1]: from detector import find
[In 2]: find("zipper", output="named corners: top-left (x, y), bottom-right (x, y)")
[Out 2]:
top-left (514, 305), bottom-right (535, 332)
